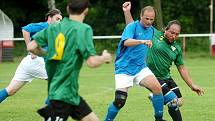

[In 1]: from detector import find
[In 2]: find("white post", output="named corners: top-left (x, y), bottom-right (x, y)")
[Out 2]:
top-left (209, 0), bottom-right (214, 56)
top-left (210, 0), bottom-right (213, 34)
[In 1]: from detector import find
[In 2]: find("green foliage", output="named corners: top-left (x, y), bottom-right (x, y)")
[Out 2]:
top-left (174, 37), bottom-right (210, 58)
top-left (0, 0), bottom-right (213, 34)
top-left (161, 0), bottom-right (211, 33)
top-left (185, 37), bottom-right (210, 52)
top-left (85, 0), bottom-right (126, 35)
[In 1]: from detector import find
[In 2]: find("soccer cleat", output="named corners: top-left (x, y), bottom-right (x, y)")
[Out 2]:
top-left (37, 105), bottom-right (49, 118)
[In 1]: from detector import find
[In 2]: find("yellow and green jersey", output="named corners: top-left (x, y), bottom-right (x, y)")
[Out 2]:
top-left (147, 30), bottom-right (184, 80)
top-left (33, 17), bottom-right (96, 105)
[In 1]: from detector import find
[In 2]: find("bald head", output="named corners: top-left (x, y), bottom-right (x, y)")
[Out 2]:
top-left (140, 6), bottom-right (156, 27)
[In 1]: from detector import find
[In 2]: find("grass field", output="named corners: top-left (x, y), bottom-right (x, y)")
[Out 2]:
top-left (0, 57), bottom-right (215, 121)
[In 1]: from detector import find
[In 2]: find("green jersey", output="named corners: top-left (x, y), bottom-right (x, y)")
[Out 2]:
top-left (33, 17), bottom-right (96, 105)
top-left (147, 29), bottom-right (184, 80)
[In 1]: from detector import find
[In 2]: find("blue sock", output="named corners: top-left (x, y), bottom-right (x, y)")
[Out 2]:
top-left (104, 103), bottom-right (120, 121)
top-left (151, 93), bottom-right (164, 119)
top-left (0, 89), bottom-right (9, 103)
top-left (164, 91), bottom-right (177, 104)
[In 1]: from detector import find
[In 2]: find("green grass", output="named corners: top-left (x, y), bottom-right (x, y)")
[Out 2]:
top-left (0, 57), bottom-right (215, 121)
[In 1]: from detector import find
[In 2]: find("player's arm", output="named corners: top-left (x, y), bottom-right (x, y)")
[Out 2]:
top-left (86, 50), bottom-right (112, 68)
top-left (123, 1), bottom-right (134, 25)
top-left (27, 40), bottom-right (46, 57)
top-left (177, 65), bottom-right (204, 96)
top-left (124, 39), bottom-right (152, 48)
top-left (22, 30), bottom-right (31, 46)
top-left (22, 28), bottom-right (37, 59)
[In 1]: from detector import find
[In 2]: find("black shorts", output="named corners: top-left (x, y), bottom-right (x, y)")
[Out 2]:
top-left (158, 78), bottom-right (182, 98)
top-left (37, 97), bottom-right (92, 121)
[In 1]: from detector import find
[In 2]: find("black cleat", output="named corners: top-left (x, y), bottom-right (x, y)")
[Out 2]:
top-left (37, 105), bottom-right (49, 118)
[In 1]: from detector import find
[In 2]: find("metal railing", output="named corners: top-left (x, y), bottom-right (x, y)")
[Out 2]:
top-left (1, 33), bottom-right (215, 56)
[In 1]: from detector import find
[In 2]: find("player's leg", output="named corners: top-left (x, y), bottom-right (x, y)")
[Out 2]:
top-left (30, 56), bottom-right (47, 80)
top-left (1, 55), bottom-right (47, 103)
top-left (0, 56), bottom-right (31, 103)
top-left (136, 67), bottom-right (165, 121)
top-left (0, 80), bottom-right (28, 103)
top-left (168, 107), bottom-right (182, 121)
top-left (104, 89), bottom-right (128, 121)
top-left (177, 97), bottom-right (183, 107)
top-left (166, 79), bottom-right (183, 121)
top-left (148, 79), bottom-right (182, 121)
top-left (37, 100), bottom-right (70, 121)
top-left (171, 89), bottom-right (183, 107)
top-left (71, 97), bottom-right (99, 121)
top-left (104, 74), bottom-right (131, 121)
top-left (140, 76), bottom-right (165, 121)
top-left (28, 56), bottom-right (49, 105)
top-left (0, 89), bottom-right (9, 103)
top-left (80, 112), bottom-right (100, 121)
top-left (6, 80), bottom-right (27, 96)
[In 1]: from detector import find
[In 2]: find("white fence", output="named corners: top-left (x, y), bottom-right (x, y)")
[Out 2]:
top-left (0, 34), bottom-right (215, 41)
top-left (1, 33), bottom-right (215, 56)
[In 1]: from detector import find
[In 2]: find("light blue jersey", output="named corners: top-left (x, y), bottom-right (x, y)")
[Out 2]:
top-left (22, 22), bottom-right (49, 52)
top-left (22, 22), bottom-right (49, 38)
top-left (115, 20), bottom-right (155, 75)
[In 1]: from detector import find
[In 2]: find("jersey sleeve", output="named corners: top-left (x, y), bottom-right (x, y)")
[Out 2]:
top-left (174, 48), bottom-right (184, 66)
top-left (120, 22), bottom-right (136, 43)
top-left (77, 26), bottom-right (96, 60)
top-left (22, 22), bottom-right (48, 35)
top-left (22, 23), bottom-right (35, 33)
top-left (117, 22), bottom-right (136, 52)
top-left (32, 28), bottom-right (48, 47)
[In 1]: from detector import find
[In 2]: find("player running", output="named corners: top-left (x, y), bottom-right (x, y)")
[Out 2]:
top-left (0, 9), bottom-right (62, 103)
top-left (28, 0), bottom-right (112, 120)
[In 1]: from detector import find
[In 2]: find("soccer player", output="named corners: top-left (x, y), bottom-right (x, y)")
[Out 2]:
top-left (123, 2), bottom-right (204, 121)
top-left (0, 9), bottom-right (62, 103)
top-left (104, 3), bottom-right (165, 121)
top-left (27, 0), bottom-right (112, 121)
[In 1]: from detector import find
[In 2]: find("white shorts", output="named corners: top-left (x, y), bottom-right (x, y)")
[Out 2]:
top-left (115, 67), bottom-right (154, 89)
top-left (12, 55), bottom-right (48, 82)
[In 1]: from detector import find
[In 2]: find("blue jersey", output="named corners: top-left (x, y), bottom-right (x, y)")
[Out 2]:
top-left (22, 22), bottom-right (49, 38)
top-left (115, 20), bottom-right (154, 75)
top-left (22, 22), bottom-right (48, 51)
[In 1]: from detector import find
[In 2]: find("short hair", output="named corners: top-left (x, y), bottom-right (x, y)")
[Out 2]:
top-left (67, 0), bottom-right (89, 15)
top-left (140, 6), bottom-right (155, 16)
top-left (165, 20), bottom-right (181, 30)
top-left (45, 9), bottom-right (62, 20)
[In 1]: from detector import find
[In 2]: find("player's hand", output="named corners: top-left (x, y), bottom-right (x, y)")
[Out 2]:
top-left (122, 1), bottom-right (131, 12)
top-left (102, 50), bottom-right (112, 64)
top-left (191, 84), bottom-right (204, 96)
top-left (142, 40), bottom-right (152, 48)
top-left (31, 53), bottom-right (37, 59)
